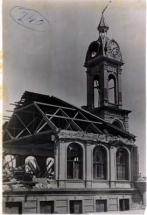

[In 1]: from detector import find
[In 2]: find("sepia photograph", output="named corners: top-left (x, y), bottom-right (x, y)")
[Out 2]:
top-left (3, 0), bottom-right (146, 214)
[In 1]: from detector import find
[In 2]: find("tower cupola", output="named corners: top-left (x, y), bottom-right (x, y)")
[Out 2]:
top-left (97, 12), bottom-right (109, 35)
top-left (83, 1), bottom-right (131, 131)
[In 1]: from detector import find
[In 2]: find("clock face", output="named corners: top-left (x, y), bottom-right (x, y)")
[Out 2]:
top-left (107, 40), bottom-right (122, 61)
top-left (110, 41), bottom-right (119, 55)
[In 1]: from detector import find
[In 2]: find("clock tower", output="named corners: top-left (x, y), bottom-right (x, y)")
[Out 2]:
top-left (83, 11), bottom-right (131, 131)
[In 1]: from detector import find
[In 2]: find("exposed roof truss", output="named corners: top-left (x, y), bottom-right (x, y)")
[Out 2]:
top-left (3, 92), bottom-right (135, 142)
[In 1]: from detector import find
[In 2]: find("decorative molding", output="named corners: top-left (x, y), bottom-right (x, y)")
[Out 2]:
top-left (58, 130), bottom-right (134, 145)
top-left (106, 65), bottom-right (117, 73)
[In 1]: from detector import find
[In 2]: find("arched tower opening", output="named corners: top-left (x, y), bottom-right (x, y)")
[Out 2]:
top-left (108, 74), bottom-right (116, 104)
top-left (93, 75), bottom-right (100, 108)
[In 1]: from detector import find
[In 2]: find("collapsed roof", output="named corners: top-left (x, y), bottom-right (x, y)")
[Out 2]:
top-left (3, 91), bottom-right (135, 145)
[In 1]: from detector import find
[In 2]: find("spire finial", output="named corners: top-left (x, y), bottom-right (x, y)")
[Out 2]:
top-left (102, 0), bottom-right (112, 15)
top-left (98, 1), bottom-right (111, 34)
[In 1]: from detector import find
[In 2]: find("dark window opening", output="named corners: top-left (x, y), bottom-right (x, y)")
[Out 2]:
top-left (40, 201), bottom-right (54, 214)
top-left (5, 202), bottom-right (22, 214)
top-left (116, 148), bottom-right (129, 180)
top-left (119, 199), bottom-right (129, 211)
top-left (85, 41), bottom-right (99, 62)
top-left (93, 77), bottom-right (100, 108)
top-left (93, 146), bottom-right (107, 179)
top-left (112, 120), bottom-right (124, 130)
top-left (108, 75), bottom-right (116, 104)
top-left (96, 200), bottom-right (107, 212)
top-left (67, 143), bottom-right (83, 179)
top-left (70, 200), bottom-right (82, 214)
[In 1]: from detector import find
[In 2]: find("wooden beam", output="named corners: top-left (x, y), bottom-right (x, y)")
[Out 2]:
top-left (34, 118), bottom-right (44, 134)
top-left (48, 107), bottom-right (61, 121)
top-left (46, 114), bottom-right (102, 125)
top-left (35, 101), bottom-right (76, 111)
top-left (15, 114), bottom-right (32, 135)
top-left (5, 129), bottom-right (14, 140)
top-left (14, 103), bottom-right (34, 113)
top-left (16, 117), bottom-right (38, 138)
top-left (3, 147), bottom-right (54, 157)
top-left (34, 102), bottom-right (57, 131)
top-left (60, 109), bottom-right (83, 131)
top-left (36, 122), bottom-right (48, 134)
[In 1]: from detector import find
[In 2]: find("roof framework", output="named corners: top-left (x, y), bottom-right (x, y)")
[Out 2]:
top-left (3, 92), bottom-right (135, 187)
top-left (3, 91), bottom-right (135, 142)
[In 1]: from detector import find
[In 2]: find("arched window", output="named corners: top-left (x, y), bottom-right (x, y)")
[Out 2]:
top-left (112, 119), bottom-right (124, 130)
top-left (4, 155), bottom-right (16, 170)
top-left (93, 146), bottom-right (107, 179)
top-left (25, 156), bottom-right (38, 175)
top-left (108, 75), bottom-right (116, 104)
top-left (85, 41), bottom-right (99, 62)
top-left (67, 143), bottom-right (83, 179)
top-left (46, 157), bottom-right (54, 179)
top-left (3, 155), bottom-right (16, 179)
top-left (94, 76), bottom-right (100, 107)
top-left (116, 148), bottom-right (129, 180)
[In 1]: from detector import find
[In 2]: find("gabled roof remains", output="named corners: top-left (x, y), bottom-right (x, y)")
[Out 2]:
top-left (3, 91), bottom-right (135, 143)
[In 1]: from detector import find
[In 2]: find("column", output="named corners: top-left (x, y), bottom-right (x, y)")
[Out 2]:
top-left (58, 141), bottom-right (66, 188)
top-left (85, 143), bottom-right (93, 188)
top-left (110, 146), bottom-right (116, 188)
top-left (103, 64), bottom-right (108, 106)
top-left (118, 68), bottom-right (122, 106)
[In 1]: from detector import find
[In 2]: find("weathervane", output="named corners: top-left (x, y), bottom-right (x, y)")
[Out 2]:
top-left (102, 0), bottom-right (112, 15)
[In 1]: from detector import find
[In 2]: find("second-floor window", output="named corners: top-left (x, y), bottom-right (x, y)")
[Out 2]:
top-left (93, 146), bottom-right (107, 179)
top-left (67, 143), bottom-right (83, 179)
top-left (116, 148), bottom-right (129, 180)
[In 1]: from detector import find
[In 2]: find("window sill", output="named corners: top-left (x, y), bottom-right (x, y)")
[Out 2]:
top-left (66, 179), bottom-right (84, 182)
top-left (93, 179), bottom-right (108, 182)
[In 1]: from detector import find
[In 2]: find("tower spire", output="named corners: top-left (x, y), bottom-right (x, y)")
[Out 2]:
top-left (98, 1), bottom-right (111, 34)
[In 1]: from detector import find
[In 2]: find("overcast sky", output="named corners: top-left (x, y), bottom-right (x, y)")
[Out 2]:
top-left (3, 0), bottom-right (146, 175)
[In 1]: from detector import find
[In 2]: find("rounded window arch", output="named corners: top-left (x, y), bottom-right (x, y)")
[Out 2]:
top-left (85, 41), bottom-right (99, 62)
top-left (112, 119), bottom-right (124, 130)
top-left (67, 143), bottom-right (83, 179)
top-left (116, 148), bottom-right (129, 180)
top-left (25, 156), bottom-right (38, 175)
top-left (108, 74), bottom-right (116, 104)
top-left (93, 145), bottom-right (107, 179)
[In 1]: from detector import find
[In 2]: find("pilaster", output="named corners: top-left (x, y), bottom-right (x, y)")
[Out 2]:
top-left (103, 63), bottom-right (108, 105)
top-left (85, 142), bottom-right (93, 187)
top-left (58, 142), bottom-right (66, 187)
top-left (87, 73), bottom-right (94, 107)
top-left (118, 67), bottom-right (122, 106)
top-left (110, 146), bottom-right (117, 187)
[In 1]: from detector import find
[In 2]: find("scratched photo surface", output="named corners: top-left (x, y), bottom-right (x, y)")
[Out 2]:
top-left (3, 0), bottom-right (146, 177)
